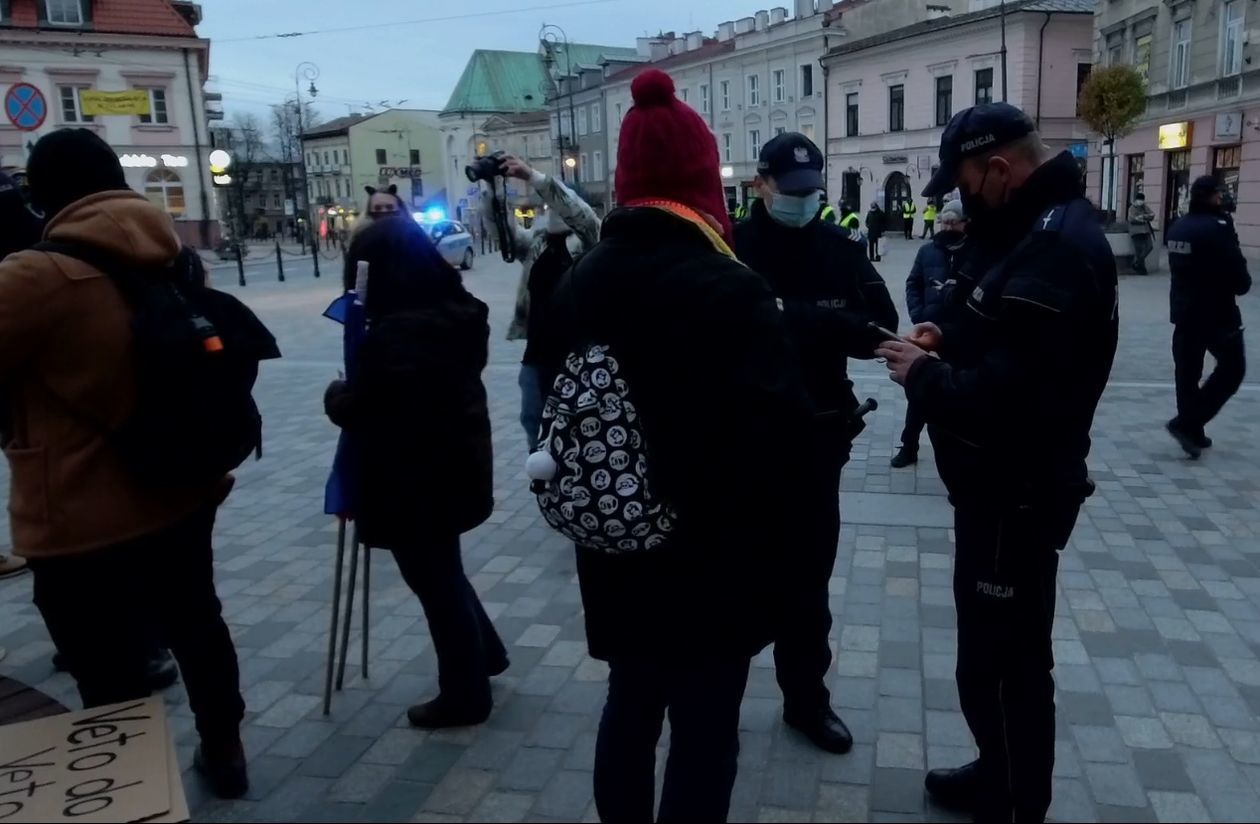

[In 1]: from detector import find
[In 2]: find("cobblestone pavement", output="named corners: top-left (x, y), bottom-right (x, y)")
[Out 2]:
top-left (3, 235), bottom-right (1260, 823)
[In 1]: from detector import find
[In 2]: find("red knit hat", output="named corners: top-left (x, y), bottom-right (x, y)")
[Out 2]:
top-left (615, 69), bottom-right (732, 242)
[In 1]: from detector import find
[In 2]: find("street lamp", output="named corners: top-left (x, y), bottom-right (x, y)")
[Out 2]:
top-left (541, 23), bottom-right (577, 185)
top-left (294, 61), bottom-right (320, 263)
top-left (564, 157), bottom-right (577, 169)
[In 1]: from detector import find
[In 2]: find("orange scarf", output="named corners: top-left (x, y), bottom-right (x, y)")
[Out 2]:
top-left (623, 198), bottom-right (736, 260)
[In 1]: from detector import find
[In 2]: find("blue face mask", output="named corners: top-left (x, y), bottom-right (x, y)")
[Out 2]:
top-left (768, 191), bottom-right (821, 228)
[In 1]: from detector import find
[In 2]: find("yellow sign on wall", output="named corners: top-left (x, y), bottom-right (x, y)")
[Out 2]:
top-left (80, 89), bottom-right (151, 116)
top-left (1158, 121), bottom-right (1192, 150)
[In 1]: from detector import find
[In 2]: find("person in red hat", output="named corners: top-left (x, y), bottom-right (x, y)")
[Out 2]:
top-left (537, 69), bottom-right (814, 822)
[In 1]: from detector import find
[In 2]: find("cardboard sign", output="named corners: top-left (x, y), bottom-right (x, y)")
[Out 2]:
top-left (79, 90), bottom-right (151, 117)
top-left (0, 696), bottom-right (186, 822)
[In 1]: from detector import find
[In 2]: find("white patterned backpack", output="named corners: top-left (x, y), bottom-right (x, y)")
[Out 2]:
top-left (527, 344), bottom-right (677, 553)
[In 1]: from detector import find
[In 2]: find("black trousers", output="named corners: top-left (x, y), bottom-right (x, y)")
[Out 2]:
top-left (1173, 325), bottom-right (1246, 432)
top-left (921, 221), bottom-right (935, 239)
top-left (899, 403), bottom-right (925, 450)
top-left (952, 501), bottom-right (1079, 823)
top-left (390, 535), bottom-right (507, 710)
top-left (774, 423), bottom-right (848, 714)
top-left (594, 655), bottom-right (751, 823)
top-left (868, 235), bottom-right (881, 261)
top-left (29, 504), bottom-right (245, 743)
top-left (903, 220), bottom-right (913, 240)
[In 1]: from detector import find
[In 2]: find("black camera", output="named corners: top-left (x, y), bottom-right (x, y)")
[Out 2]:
top-left (464, 151), bottom-right (506, 183)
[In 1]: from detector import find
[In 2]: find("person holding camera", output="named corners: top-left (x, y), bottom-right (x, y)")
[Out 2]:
top-left (480, 154), bottom-right (599, 451)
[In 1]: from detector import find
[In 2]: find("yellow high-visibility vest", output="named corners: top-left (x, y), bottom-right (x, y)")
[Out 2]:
top-left (902, 202), bottom-right (916, 217)
top-left (820, 205), bottom-right (837, 224)
top-left (840, 212), bottom-right (860, 230)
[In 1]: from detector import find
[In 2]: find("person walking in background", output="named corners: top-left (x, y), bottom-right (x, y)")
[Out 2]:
top-left (921, 200), bottom-right (937, 238)
top-left (546, 69), bottom-right (814, 822)
top-left (865, 200), bottom-right (887, 262)
top-left (736, 132), bottom-right (898, 756)
top-left (902, 197), bottom-right (916, 239)
top-left (1128, 192), bottom-right (1155, 275)
top-left (892, 199), bottom-right (970, 469)
top-left (3, 129), bottom-right (257, 799)
top-left (1165, 175), bottom-right (1251, 458)
top-left (496, 155), bottom-right (599, 452)
top-left (325, 217), bottom-right (508, 728)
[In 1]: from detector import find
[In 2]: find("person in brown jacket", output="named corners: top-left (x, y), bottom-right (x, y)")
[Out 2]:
top-left (0, 129), bottom-right (248, 798)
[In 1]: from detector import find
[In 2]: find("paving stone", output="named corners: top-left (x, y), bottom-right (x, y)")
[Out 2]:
top-left (1132, 749), bottom-right (1195, 792)
top-left (1084, 762), bottom-right (1149, 808)
top-left (1148, 790), bottom-right (1212, 822)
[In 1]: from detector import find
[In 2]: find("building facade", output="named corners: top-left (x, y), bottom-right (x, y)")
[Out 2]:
top-left (1090, 0), bottom-right (1260, 258)
top-left (822, 0), bottom-right (1094, 230)
top-left (0, 0), bottom-right (219, 246)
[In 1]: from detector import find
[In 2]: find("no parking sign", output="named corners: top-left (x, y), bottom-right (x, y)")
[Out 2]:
top-left (5, 83), bottom-right (48, 131)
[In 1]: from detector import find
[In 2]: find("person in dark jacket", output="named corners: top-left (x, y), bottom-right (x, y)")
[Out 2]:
top-left (324, 217), bottom-right (508, 729)
top-left (864, 200), bottom-right (887, 261)
top-left (735, 132), bottom-right (898, 757)
top-left (545, 69), bottom-right (814, 823)
top-left (1165, 175), bottom-right (1251, 458)
top-left (877, 104), bottom-right (1118, 823)
top-left (892, 199), bottom-right (969, 468)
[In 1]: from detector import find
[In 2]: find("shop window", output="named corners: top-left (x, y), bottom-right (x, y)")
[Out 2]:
top-left (1214, 144), bottom-right (1242, 200)
top-left (145, 168), bottom-right (186, 217)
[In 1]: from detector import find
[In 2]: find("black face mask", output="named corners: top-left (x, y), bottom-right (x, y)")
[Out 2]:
top-left (936, 229), bottom-right (965, 247)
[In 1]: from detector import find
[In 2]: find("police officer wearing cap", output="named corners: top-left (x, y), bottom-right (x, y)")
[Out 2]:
top-left (1165, 175), bottom-right (1250, 459)
top-left (876, 104), bottom-right (1118, 822)
top-left (734, 132), bottom-right (898, 755)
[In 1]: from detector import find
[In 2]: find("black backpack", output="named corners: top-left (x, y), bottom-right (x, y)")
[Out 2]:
top-left (36, 241), bottom-right (281, 487)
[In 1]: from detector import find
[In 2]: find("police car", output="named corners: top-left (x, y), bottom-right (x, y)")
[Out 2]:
top-left (415, 208), bottom-right (475, 270)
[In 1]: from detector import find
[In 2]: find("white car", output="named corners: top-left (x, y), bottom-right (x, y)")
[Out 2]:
top-left (425, 219), bottom-right (475, 270)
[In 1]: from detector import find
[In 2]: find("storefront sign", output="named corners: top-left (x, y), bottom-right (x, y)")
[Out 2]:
top-left (1215, 111), bottom-right (1243, 141)
top-left (1158, 121), bottom-right (1192, 150)
top-left (882, 154), bottom-right (908, 165)
top-left (378, 166), bottom-right (422, 178)
top-left (119, 153), bottom-right (188, 169)
top-left (80, 89), bottom-right (151, 117)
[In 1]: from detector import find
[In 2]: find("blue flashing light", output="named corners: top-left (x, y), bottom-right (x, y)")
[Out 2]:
top-left (424, 207), bottom-right (446, 222)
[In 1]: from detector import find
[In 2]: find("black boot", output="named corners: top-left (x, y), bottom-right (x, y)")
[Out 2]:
top-left (890, 445), bottom-right (918, 468)
top-left (1166, 418), bottom-right (1202, 459)
top-left (925, 760), bottom-right (984, 813)
top-left (194, 736), bottom-right (249, 799)
top-left (407, 697), bottom-right (492, 729)
top-left (784, 706), bottom-right (853, 754)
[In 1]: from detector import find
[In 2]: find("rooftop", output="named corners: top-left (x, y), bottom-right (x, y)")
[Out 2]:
top-left (543, 40), bottom-right (639, 76)
top-left (1, 0), bottom-right (198, 38)
top-left (441, 50), bottom-right (552, 116)
top-left (302, 113), bottom-right (373, 140)
top-left (825, 0), bottom-right (1093, 57)
top-left (605, 39), bottom-right (736, 83)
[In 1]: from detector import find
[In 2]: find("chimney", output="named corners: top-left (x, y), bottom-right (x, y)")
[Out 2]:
top-left (718, 20), bottom-right (736, 40)
top-left (636, 36), bottom-right (654, 58)
top-left (770, 7), bottom-right (788, 25)
top-left (755, 10), bottom-right (770, 31)
top-left (736, 16), bottom-right (755, 34)
top-left (686, 30), bottom-right (704, 51)
top-left (927, 4), bottom-right (951, 19)
top-left (794, 0), bottom-right (815, 18)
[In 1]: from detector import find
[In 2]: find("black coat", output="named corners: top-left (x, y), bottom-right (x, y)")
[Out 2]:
top-left (326, 290), bottom-right (494, 548)
top-left (1167, 207), bottom-right (1251, 331)
top-left (734, 200), bottom-right (899, 416)
top-left (905, 233), bottom-right (971, 325)
top-left (906, 152), bottom-right (1118, 506)
top-left (543, 207), bottom-right (814, 662)
top-left (865, 207), bottom-right (887, 239)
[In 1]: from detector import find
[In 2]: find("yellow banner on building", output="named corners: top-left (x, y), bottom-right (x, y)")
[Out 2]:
top-left (79, 89), bottom-right (151, 116)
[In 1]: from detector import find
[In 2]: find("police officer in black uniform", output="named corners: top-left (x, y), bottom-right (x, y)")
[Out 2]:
top-left (1165, 175), bottom-right (1251, 458)
top-left (876, 104), bottom-right (1119, 822)
top-left (734, 132), bottom-right (899, 755)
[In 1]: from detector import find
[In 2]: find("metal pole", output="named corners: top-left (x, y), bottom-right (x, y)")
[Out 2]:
top-left (336, 528), bottom-right (359, 690)
top-left (312, 234), bottom-right (321, 279)
top-left (323, 518), bottom-right (348, 715)
top-left (234, 243), bottom-right (245, 287)
top-left (999, 0), bottom-right (1008, 103)
top-left (361, 544), bottom-right (370, 679)
top-left (182, 48), bottom-right (211, 250)
top-left (275, 239), bottom-right (285, 282)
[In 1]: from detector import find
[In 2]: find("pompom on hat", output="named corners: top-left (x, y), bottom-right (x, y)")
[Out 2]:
top-left (615, 69), bottom-right (732, 243)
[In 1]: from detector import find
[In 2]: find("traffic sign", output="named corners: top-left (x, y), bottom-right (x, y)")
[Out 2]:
top-left (5, 83), bottom-right (47, 131)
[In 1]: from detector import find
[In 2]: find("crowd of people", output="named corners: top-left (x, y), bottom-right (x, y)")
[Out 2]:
top-left (0, 63), bottom-right (1251, 824)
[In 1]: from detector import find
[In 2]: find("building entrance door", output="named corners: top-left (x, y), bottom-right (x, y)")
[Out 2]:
top-left (884, 172), bottom-right (911, 232)
top-left (1163, 149), bottom-right (1190, 240)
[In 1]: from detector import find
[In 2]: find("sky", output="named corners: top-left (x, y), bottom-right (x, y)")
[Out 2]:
top-left (197, 0), bottom-right (744, 124)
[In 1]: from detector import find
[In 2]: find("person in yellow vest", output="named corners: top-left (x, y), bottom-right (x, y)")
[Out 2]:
top-left (819, 201), bottom-right (837, 224)
top-left (921, 201), bottom-right (937, 239)
top-left (902, 198), bottom-right (916, 239)
top-left (839, 202), bottom-right (861, 240)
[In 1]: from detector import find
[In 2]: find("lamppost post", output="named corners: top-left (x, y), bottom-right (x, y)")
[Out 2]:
top-left (541, 24), bottom-right (576, 183)
top-left (294, 61), bottom-right (320, 256)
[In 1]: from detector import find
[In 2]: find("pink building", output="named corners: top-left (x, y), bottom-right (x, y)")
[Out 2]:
top-left (821, 0), bottom-right (1094, 232)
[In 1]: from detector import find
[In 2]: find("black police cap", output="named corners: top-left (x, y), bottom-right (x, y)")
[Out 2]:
top-left (757, 132), bottom-right (825, 193)
top-left (923, 102), bottom-right (1036, 197)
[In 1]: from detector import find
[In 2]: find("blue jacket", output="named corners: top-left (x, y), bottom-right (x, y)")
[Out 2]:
top-left (905, 233), bottom-right (969, 325)
top-left (1167, 206), bottom-right (1250, 331)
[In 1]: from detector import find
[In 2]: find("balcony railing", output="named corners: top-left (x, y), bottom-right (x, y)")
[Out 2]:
top-left (1218, 75), bottom-right (1242, 99)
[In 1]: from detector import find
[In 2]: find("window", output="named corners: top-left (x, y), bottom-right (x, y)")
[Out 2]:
top-left (681, 87), bottom-right (689, 103)
top-left (375, 148), bottom-right (386, 165)
top-left (578, 108), bottom-right (588, 136)
top-left (748, 129), bottom-right (761, 161)
top-left (935, 76), bottom-right (952, 127)
top-left (615, 103), bottom-right (623, 125)
top-left (800, 122), bottom-right (815, 141)
top-left (974, 68), bottom-right (993, 105)
top-left (1126, 153), bottom-right (1144, 214)
top-left (1106, 31), bottom-right (1124, 67)
top-left (800, 65), bottom-right (814, 98)
top-left (270, 168), bottom-right (279, 183)
top-left (409, 149), bottom-right (420, 166)
top-left (579, 152), bottom-right (588, 182)
top-left (774, 125), bottom-right (787, 136)
top-left (888, 85), bottom-right (904, 132)
top-left (324, 151), bottom-right (330, 165)
top-left (593, 150), bottom-right (603, 181)
top-left (722, 133), bottom-right (733, 163)
top-left (58, 86), bottom-right (92, 123)
top-left (845, 92), bottom-right (859, 137)
top-left (45, 0), bottom-right (83, 25)
top-left (701, 84), bottom-right (710, 114)
top-left (592, 102), bottom-right (601, 133)
top-left (748, 74), bottom-right (760, 107)
top-left (773, 69), bottom-right (785, 103)
top-left (720, 80), bottom-right (731, 110)
top-left (1172, 19), bottom-right (1192, 89)
top-left (1222, 1), bottom-right (1245, 76)
top-left (137, 89), bottom-right (169, 124)
top-left (273, 193), bottom-right (281, 209)
top-left (334, 179), bottom-right (341, 198)
top-left (1214, 144), bottom-right (1242, 201)
top-left (144, 168), bottom-right (185, 217)
top-left (1075, 64), bottom-right (1091, 115)
top-left (1134, 33), bottom-right (1152, 85)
